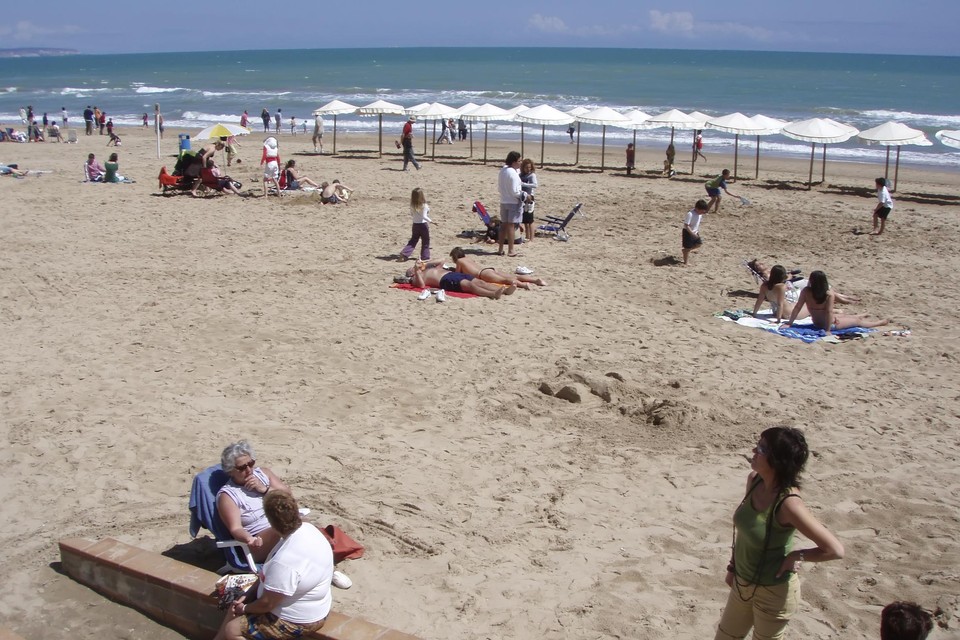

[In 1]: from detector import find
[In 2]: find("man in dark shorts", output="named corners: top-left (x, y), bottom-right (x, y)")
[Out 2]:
top-left (411, 262), bottom-right (513, 300)
top-left (682, 199), bottom-right (709, 265)
top-left (704, 169), bottom-right (739, 213)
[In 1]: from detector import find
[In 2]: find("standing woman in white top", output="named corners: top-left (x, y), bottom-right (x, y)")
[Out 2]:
top-left (871, 177), bottom-right (894, 236)
top-left (519, 158), bottom-right (538, 244)
top-left (399, 187), bottom-right (432, 261)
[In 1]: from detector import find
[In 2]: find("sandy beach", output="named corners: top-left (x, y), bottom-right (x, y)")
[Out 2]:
top-left (2, 124), bottom-right (959, 639)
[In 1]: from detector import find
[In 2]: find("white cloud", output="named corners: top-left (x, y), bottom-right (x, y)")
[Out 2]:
top-left (528, 14), bottom-right (570, 34)
top-left (0, 20), bottom-right (82, 42)
top-left (649, 10), bottom-right (695, 35)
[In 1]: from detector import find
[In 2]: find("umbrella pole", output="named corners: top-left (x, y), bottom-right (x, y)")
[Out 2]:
top-left (483, 122), bottom-right (489, 165)
top-left (690, 129), bottom-right (696, 175)
top-left (600, 125), bottom-right (606, 172)
top-left (821, 143), bottom-right (827, 184)
top-left (469, 122), bottom-right (473, 158)
top-left (520, 123), bottom-right (524, 159)
top-left (884, 145), bottom-right (890, 183)
top-left (575, 123), bottom-right (581, 166)
top-left (540, 125), bottom-right (545, 167)
top-left (755, 136), bottom-right (760, 179)
top-left (733, 134), bottom-right (739, 181)
top-left (333, 115), bottom-right (337, 155)
top-left (378, 115), bottom-right (383, 158)
top-left (431, 122), bottom-right (437, 161)
top-left (807, 143), bottom-right (815, 190)
top-left (893, 146), bottom-right (901, 192)
top-left (422, 122), bottom-right (427, 157)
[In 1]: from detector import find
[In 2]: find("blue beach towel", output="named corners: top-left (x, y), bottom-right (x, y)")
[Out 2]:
top-left (717, 310), bottom-right (875, 343)
top-left (188, 464), bottom-right (231, 540)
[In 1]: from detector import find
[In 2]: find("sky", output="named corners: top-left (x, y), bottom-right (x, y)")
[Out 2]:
top-left (1, 1), bottom-right (958, 57)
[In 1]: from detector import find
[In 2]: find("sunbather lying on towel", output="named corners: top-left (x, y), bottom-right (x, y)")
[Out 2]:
top-left (786, 270), bottom-right (889, 334)
top-left (411, 260), bottom-right (514, 299)
top-left (217, 440), bottom-right (292, 562)
top-left (449, 247), bottom-right (546, 288)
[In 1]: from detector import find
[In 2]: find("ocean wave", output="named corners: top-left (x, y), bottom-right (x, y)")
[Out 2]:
top-left (60, 86), bottom-right (114, 95)
top-left (860, 109), bottom-right (960, 127)
top-left (134, 86), bottom-right (187, 94)
top-left (1, 87), bottom-right (16, 94)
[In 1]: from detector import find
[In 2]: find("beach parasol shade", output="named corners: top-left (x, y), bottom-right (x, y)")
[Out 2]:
top-left (357, 99), bottom-right (405, 157)
top-left (705, 112), bottom-right (768, 180)
top-left (781, 118), bottom-right (859, 188)
top-left (564, 108), bottom-right (591, 163)
top-left (646, 109), bottom-right (703, 172)
top-left (745, 114), bottom-right (788, 179)
top-left (460, 103), bottom-right (513, 164)
top-left (858, 121), bottom-right (931, 191)
top-left (687, 111), bottom-right (711, 127)
top-left (577, 106), bottom-right (631, 171)
top-left (194, 123), bottom-right (251, 140)
top-left (936, 130), bottom-right (960, 150)
top-left (514, 104), bottom-right (575, 166)
top-left (408, 102), bottom-right (459, 160)
top-left (312, 100), bottom-right (358, 154)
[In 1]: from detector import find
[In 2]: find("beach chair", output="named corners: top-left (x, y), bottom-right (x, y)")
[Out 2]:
top-left (472, 200), bottom-right (492, 226)
top-left (66, 129), bottom-right (78, 143)
top-left (158, 166), bottom-right (190, 194)
top-left (537, 203), bottom-right (584, 240)
top-left (5, 128), bottom-right (26, 143)
top-left (188, 465), bottom-right (258, 573)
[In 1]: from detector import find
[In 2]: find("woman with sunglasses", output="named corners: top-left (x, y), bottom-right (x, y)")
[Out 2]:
top-left (217, 441), bottom-right (291, 562)
top-left (715, 427), bottom-right (845, 640)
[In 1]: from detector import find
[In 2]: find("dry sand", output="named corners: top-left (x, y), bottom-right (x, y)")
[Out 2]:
top-left (2, 125), bottom-right (959, 639)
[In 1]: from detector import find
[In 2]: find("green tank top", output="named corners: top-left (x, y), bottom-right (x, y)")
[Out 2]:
top-left (733, 483), bottom-right (796, 586)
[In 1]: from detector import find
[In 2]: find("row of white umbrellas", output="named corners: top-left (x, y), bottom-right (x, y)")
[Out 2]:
top-left (196, 101), bottom-right (960, 189)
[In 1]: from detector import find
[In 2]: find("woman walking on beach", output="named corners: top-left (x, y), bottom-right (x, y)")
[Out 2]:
top-left (715, 427), bottom-right (844, 640)
top-left (399, 188), bottom-right (432, 261)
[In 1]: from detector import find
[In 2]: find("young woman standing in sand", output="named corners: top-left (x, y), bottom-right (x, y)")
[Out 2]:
top-left (786, 270), bottom-right (889, 334)
top-left (399, 188), bottom-right (432, 261)
top-left (715, 427), bottom-right (844, 640)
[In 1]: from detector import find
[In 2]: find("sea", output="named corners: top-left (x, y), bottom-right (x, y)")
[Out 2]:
top-left (1, 47), bottom-right (959, 169)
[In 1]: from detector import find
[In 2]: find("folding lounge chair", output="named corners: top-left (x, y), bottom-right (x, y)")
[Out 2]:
top-left (158, 166), bottom-right (189, 194)
top-left (537, 203), bottom-right (584, 240)
top-left (67, 129), bottom-right (78, 143)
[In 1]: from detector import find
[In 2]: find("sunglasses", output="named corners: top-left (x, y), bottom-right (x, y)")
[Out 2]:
top-left (235, 460), bottom-right (256, 472)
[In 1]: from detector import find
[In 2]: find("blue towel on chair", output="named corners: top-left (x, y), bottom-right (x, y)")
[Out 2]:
top-left (189, 464), bottom-right (231, 539)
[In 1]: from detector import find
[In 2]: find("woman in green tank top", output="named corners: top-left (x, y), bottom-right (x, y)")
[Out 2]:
top-left (715, 427), bottom-right (845, 640)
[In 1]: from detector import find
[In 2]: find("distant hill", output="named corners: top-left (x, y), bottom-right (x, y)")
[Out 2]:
top-left (0, 48), bottom-right (79, 58)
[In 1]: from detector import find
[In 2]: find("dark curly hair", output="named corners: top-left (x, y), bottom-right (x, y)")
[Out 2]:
top-left (263, 491), bottom-right (302, 536)
top-left (881, 602), bottom-right (933, 640)
top-left (760, 426), bottom-right (809, 489)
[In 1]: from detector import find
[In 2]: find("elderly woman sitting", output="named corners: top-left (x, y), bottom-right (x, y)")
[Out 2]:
top-left (214, 491), bottom-right (334, 640)
top-left (217, 441), bottom-right (291, 563)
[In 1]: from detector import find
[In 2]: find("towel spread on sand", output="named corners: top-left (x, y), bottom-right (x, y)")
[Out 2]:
top-left (391, 282), bottom-right (477, 299)
top-left (717, 310), bottom-right (875, 343)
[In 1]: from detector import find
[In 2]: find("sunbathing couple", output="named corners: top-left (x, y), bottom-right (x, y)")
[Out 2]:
top-left (408, 247), bottom-right (547, 299)
top-left (751, 262), bottom-right (888, 333)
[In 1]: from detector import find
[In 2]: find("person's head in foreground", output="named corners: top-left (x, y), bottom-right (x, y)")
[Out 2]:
top-left (263, 490), bottom-right (302, 536)
top-left (504, 151), bottom-right (521, 167)
top-left (876, 177), bottom-right (887, 189)
top-left (881, 601), bottom-right (933, 640)
top-left (753, 426), bottom-right (808, 489)
top-left (721, 169), bottom-right (731, 178)
top-left (520, 158), bottom-right (535, 174)
top-left (450, 247), bottom-right (466, 261)
top-left (808, 270), bottom-right (829, 304)
top-left (285, 159), bottom-right (296, 169)
top-left (694, 199), bottom-right (709, 213)
top-left (768, 265), bottom-right (787, 287)
top-left (87, 153), bottom-right (96, 162)
top-left (221, 440), bottom-right (256, 482)
top-left (109, 153), bottom-right (118, 163)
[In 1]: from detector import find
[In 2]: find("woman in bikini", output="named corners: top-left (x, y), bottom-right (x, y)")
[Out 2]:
top-left (786, 270), bottom-right (888, 334)
top-left (449, 247), bottom-right (547, 288)
top-left (282, 159), bottom-right (320, 190)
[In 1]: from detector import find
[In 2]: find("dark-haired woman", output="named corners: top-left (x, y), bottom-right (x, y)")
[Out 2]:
top-left (215, 491), bottom-right (333, 640)
top-left (715, 427), bottom-right (844, 640)
top-left (786, 270), bottom-right (888, 334)
top-left (751, 265), bottom-right (798, 324)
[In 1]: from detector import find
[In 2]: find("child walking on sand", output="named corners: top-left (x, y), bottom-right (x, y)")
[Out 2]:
top-left (682, 199), bottom-right (709, 265)
top-left (625, 143), bottom-right (635, 175)
top-left (399, 187), bottom-right (432, 261)
top-left (871, 177), bottom-right (893, 236)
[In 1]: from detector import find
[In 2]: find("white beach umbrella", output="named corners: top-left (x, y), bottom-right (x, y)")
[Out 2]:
top-left (410, 102), bottom-right (459, 160)
top-left (781, 117), bottom-right (859, 189)
top-left (705, 112), bottom-right (768, 180)
top-left (858, 121), bottom-right (932, 191)
top-left (194, 122), bottom-right (251, 140)
top-left (461, 103), bottom-right (513, 164)
top-left (312, 100), bottom-right (358, 154)
top-left (357, 99), bottom-right (405, 157)
top-left (618, 109), bottom-right (654, 166)
top-left (748, 114), bottom-right (788, 178)
top-left (936, 130), bottom-right (960, 150)
top-left (454, 102), bottom-right (480, 155)
top-left (577, 106), bottom-right (631, 171)
top-left (646, 109), bottom-right (703, 173)
top-left (514, 104), bottom-right (575, 166)
top-left (504, 104), bottom-right (530, 117)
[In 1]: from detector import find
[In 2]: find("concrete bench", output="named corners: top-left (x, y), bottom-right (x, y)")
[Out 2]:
top-left (59, 537), bottom-right (418, 640)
